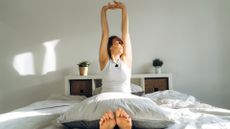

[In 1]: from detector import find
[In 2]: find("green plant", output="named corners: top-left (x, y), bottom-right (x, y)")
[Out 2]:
top-left (78, 61), bottom-right (90, 67)
top-left (152, 58), bottom-right (163, 67)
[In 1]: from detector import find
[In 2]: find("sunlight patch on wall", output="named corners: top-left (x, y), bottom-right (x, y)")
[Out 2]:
top-left (13, 52), bottom-right (35, 76)
top-left (42, 40), bottom-right (59, 75)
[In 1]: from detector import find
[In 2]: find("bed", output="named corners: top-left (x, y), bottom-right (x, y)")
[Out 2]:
top-left (1, 90), bottom-right (230, 129)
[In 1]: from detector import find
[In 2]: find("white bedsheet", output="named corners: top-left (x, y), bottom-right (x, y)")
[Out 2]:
top-left (0, 95), bottom-right (85, 129)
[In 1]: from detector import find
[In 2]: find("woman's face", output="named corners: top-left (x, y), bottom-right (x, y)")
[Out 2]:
top-left (110, 38), bottom-right (124, 55)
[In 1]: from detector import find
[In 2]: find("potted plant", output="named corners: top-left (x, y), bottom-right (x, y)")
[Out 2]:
top-left (78, 61), bottom-right (90, 76)
top-left (152, 58), bottom-right (163, 74)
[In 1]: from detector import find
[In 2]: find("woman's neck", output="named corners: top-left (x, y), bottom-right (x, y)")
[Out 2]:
top-left (111, 55), bottom-right (120, 63)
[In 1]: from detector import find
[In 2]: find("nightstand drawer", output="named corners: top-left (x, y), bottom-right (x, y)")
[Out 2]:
top-left (145, 78), bottom-right (168, 93)
top-left (70, 79), bottom-right (92, 97)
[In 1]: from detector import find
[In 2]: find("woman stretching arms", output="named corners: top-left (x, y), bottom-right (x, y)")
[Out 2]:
top-left (99, 1), bottom-right (132, 129)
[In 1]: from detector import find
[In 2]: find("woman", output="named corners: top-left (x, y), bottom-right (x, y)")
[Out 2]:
top-left (99, 1), bottom-right (132, 129)
top-left (100, 0), bottom-right (132, 93)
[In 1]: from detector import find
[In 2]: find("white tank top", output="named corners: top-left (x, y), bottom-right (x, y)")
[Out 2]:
top-left (101, 59), bottom-right (131, 93)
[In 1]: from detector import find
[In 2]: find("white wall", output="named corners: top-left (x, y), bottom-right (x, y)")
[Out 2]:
top-left (0, 0), bottom-right (229, 113)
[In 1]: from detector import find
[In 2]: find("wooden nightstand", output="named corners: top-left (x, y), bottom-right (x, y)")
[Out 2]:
top-left (131, 74), bottom-right (172, 93)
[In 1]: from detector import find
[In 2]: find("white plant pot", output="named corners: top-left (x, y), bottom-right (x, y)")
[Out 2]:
top-left (155, 67), bottom-right (162, 74)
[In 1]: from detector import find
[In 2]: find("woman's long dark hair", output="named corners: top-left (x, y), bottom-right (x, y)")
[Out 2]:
top-left (107, 35), bottom-right (124, 58)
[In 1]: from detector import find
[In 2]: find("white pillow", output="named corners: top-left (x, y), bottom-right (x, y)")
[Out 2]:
top-left (131, 83), bottom-right (144, 96)
top-left (131, 83), bottom-right (143, 92)
top-left (58, 92), bottom-right (173, 129)
top-left (92, 87), bottom-right (102, 96)
top-left (92, 84), bottom-right (144, 96)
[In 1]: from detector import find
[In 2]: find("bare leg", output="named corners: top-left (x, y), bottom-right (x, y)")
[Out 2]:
top-left (115, 108), bottom-right (132, 129)
top-left (99, 111), bottom-right (116, 129)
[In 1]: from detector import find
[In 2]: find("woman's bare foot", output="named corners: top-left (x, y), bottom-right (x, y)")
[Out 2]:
top-left (115, 108), bottom-right (132, 129)
top-left (99, 111), bottom-right (116, 129)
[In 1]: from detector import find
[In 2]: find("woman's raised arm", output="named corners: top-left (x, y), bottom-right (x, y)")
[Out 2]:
top-left (116, 1), bottom-right (132, 68)
top-left (99, 4), bottom-right (110, 70)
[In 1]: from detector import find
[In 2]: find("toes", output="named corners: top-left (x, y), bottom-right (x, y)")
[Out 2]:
top-left (122, 110), bottom-right (129, 119)
top-left (100, 111), bottom-right (117, 129)
top-left (115, 108), bottom-right (132, 129)
top-left (99, 112), bottom-right (109, 125)
top-left (121, 109), bottom-right (126, 117)
top-left (99, 117), bottom-right (104, 126)
top-left (116, 108), bottom-right (129, 118)
top-left (108, 111), bottom-right (115, 119)
top-left (116, 108), bottom-right (122, 118)
top-left (100, 111), bottom-right (115, 126)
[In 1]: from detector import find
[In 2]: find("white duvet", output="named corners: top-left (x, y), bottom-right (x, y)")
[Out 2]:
top-left (0, 91), bottom-right (230, 129)
top-left (145, 90), bottom-right (230, 129)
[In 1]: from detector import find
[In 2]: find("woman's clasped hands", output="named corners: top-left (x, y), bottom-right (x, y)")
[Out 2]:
top-left (102, 0), bottom-right (126, 11)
